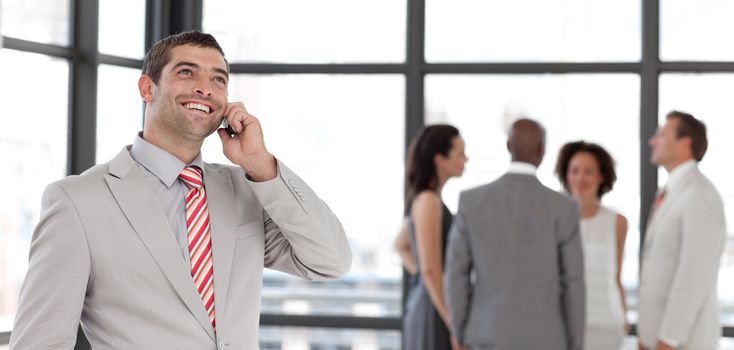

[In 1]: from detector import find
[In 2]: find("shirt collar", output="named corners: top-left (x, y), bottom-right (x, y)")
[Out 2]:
top-left (130, 132), bottom-right (204, 188)
top-left (664, 159), bottom-right (697, 193)
top-left (507, 161), bottom-right (538, 176)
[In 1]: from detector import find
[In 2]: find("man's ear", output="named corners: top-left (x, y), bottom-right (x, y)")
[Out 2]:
top-left (679, 136), bottom-right (694, 157)
top-left (138, 74), bottom-right (156, 103)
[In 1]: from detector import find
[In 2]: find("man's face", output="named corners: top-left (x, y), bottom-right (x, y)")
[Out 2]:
top-left (649, 117), bottom-right (686, 167)
top-left (143, 44), bottom-right (229, 142)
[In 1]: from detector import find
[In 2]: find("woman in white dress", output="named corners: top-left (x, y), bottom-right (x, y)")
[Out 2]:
top-left (556, 141), bottom-right (629, 350)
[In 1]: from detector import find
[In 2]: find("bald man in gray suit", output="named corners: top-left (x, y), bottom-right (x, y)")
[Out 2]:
top-left (445, 119), bottom-right (585, 350)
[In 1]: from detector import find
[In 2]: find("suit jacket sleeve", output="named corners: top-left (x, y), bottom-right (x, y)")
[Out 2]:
top-left (445, 192), bottom-right (473, 343)
top-left (10, 183), bottom-right (91, 350)
top-left (558, 201), bottom-right (585, 350)
top-left (658, 187), bottom-right (726, 343)
top-left (246, 160), bottom-right (352, 280)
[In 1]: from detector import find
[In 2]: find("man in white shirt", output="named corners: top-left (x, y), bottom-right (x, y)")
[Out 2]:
top-left (638, 111), bottom-right (726, 350)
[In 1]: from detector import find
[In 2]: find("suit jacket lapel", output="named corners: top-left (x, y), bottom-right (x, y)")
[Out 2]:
top-left (104, 148), bottom-right (216, 342)
top-left (202, 164), bottom-right (237, 325)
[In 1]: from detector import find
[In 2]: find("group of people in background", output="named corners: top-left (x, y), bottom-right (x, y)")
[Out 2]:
top-left (395, 111), bottom-right (726, 350)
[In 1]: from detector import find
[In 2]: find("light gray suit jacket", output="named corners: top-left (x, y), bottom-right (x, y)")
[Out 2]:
top-left (638, 164), bottom-right (725, 349)
top-left (10, 147), bottom-right (352, 350)
top-left (445, 173), bottom-right (585, 350)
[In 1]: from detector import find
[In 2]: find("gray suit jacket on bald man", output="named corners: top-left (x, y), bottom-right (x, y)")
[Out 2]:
top-left (10, 146), bottom-right (352, 350)
top-left (445, 165), bottom-right (585, 350)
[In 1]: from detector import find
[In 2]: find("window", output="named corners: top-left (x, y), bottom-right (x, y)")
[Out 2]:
top-left (0, 0), bottom-right (70, 46)
top-left (0, 49), bottom-right (69, 332)
top-left (201, 74), bottom-right (406, 317)
top-left (98, 0), bottom-right (146, 59)
top-left (425, 0), bottom-right (640, 62)
top-left (203, 0), bottom-right (406, 63)
top-left (660, 0), bottom-right (734, 61)
top-left (96, 65), bottom-right (144, 164)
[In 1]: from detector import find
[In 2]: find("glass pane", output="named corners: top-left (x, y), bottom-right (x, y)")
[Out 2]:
top-left (659, 73), bottom-right (734, 326)
top-left (661, 0), bottom-right (734, 61)
top-left (202, 0), bottom-right (406, 63)
top-left (260, 326), bottom-right (400, 350)
top-left (1, 0), bottom-right (70, 46)
top-left (426, 0), bottom-right (640, 63)
top-left (201, 75), bottom-right (405, 317)
top-left (98, 0), bottom-right (146, 59)
top-left (425, 73), bottom-right (641, 319)
top-left (96, 65), bottom-right (144, 164)
top-left (0, 49), bottom-right (68, 331)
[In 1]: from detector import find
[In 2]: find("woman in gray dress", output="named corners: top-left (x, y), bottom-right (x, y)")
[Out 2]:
top-left (394, 124), bottom-right (467, 350)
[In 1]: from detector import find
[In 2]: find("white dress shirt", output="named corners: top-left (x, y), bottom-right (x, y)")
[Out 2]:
top-left (507, 161), bottom-right (538, 176)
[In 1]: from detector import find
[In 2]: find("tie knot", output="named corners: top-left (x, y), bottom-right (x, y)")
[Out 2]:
top-left (179, 166), bottom-right (204, 189)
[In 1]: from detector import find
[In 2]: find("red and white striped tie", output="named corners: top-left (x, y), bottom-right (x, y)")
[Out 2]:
top-left (652, 189), bottom-right (666, 213)
top-left (179, 166), bottom-right (216, 330)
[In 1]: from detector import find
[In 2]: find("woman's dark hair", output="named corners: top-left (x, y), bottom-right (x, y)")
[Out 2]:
top-left (405, 124), bottom-right (460, 214)
top-left (555, 141), bottom-right (617, 199)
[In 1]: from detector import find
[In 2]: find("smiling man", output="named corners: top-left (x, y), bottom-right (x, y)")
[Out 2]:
top-left (638, 111), bottom-right (725, 350)
top-left (9, 31), bottom-right (352, 350)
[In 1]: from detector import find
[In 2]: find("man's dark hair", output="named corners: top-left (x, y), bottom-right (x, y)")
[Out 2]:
top-left (555, 141), bottom-right (617, 199)
top-left (142, 31), bottom-right (228, 84)
top-left (666, 110), bottom-right (708, 161)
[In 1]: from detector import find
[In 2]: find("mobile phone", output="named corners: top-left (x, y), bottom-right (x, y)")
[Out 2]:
top-left (221, 118), bottom-right (236, 136)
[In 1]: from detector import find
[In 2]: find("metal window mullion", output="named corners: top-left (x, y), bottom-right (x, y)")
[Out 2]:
top-left (659, 61), bottom-right (734, 72)
top-left (145, 0), bottom-right (202, 48)
top-left (260, 314), bottom-right (401, 331)
top-left (145, 0), bottom-right (169, 49)
top-left (98, 54), bottom-right (143, 69)
top-left (423, 62), bottom-right (640, 74)
top-left (169, 0), bottom-right (203, 35)
top-left (639, 0), bottom-right (660, 261)
top-left (401, 1), bottom-right (426, 348)
top-left (228, 63), bottom-right (406, 75)
top-left (68, 0), bottom-right (100, 176)
top-left (68, 0), bottom-right (99, 348)
top-left (405, 0), bottom-right (426, 149)
top-left (1, 37), bottom-right (74, 58)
